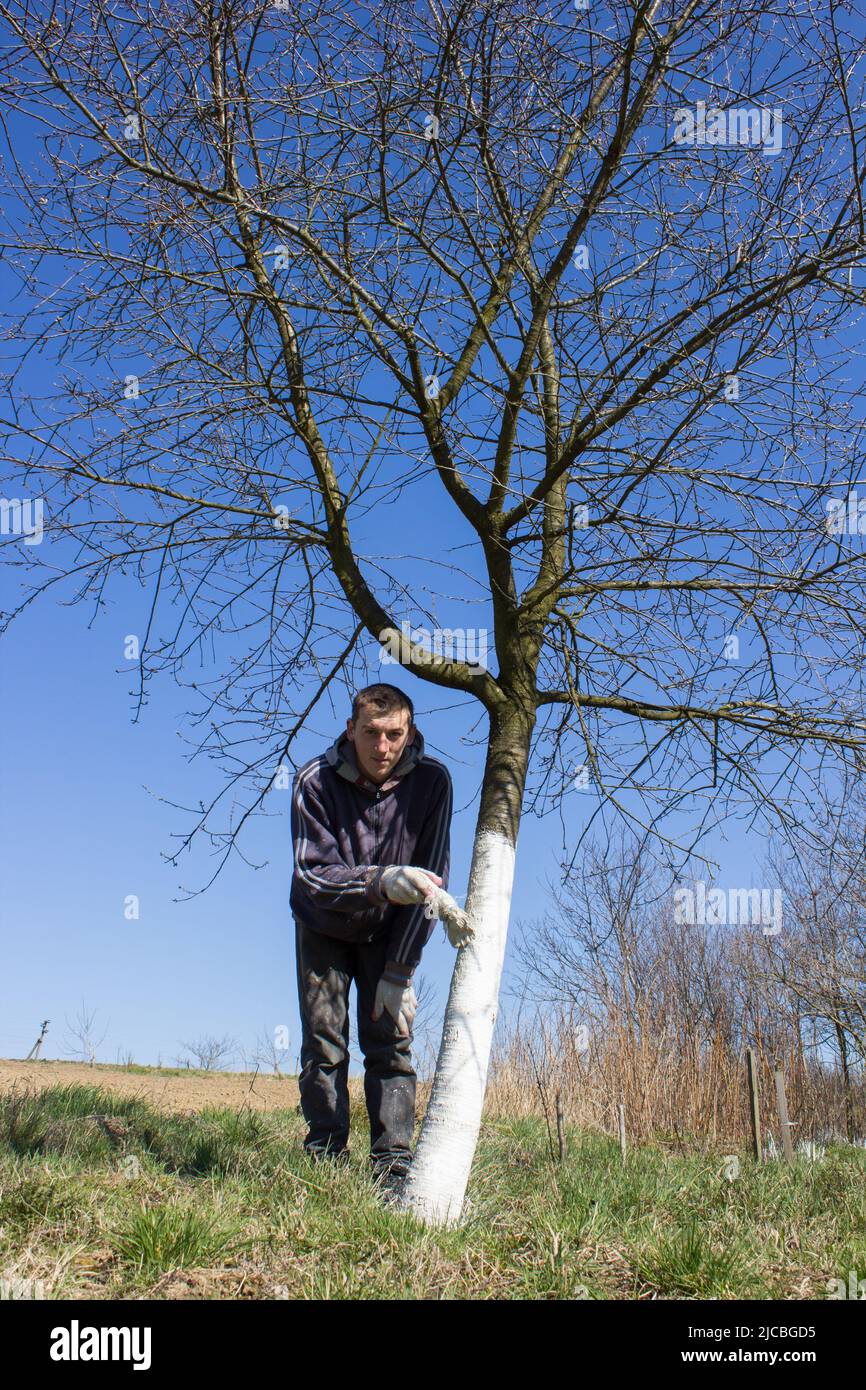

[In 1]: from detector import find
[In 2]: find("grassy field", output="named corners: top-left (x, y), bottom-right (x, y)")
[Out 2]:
top-left (1, 1073), bottom-right (864, 1300)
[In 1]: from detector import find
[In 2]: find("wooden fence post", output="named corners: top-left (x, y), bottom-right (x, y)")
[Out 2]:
top-left (556, 1090), bottom-right (566, 1163)
top-left (746, 1047), bottom-right (762, 1163)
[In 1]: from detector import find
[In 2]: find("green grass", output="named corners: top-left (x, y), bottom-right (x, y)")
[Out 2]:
top-left (107, 1205), bottom-right (250, 1276)
top-left (0, 1083), bottom-right (863, 1299)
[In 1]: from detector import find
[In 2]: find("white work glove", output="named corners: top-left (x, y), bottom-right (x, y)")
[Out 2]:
top-left (421, 886), bottom-right (475, 948)
top-left (372, 976), bottom-right (417, 1036)
top-left (379, 865), bottom-right (442, 905)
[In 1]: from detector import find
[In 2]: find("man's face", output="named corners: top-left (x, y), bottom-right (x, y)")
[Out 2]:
top-left (347, 706), bottom-right (415, 784)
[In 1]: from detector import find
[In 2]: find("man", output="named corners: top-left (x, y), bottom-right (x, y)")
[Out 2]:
top-left (290, 682), bottom-right (453, 1194)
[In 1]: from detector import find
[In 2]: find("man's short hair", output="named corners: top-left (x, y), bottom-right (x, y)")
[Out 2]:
top-left (351, 683), bottom-right (414, 725)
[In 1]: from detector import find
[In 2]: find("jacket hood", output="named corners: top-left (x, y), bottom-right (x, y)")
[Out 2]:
top-left (325, 728), bottom-right (425, 793)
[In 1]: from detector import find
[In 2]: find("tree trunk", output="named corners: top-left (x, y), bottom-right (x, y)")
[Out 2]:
top-left (833, 1018), bottom-right (853, 1142)
top-left (399, 702), bottom-right (534, 1225)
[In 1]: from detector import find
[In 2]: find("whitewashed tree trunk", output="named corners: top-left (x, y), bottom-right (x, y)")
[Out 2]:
top-left (399, 703), bottom-right (533, 1226)
top-left (399, 828), bottom-right (516, 1225)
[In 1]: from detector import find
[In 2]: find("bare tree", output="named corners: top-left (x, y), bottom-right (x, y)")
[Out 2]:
top-left (63, 1002), bottom-right (108, 1067)
top-left (510, 829), bottom-right (864, 1142)
top-left (2, 0), bottom-right (866, 1221)
top-left (764, 829), bottom-right (866, 1136)
top-left (251, 1023), bottom-right (290, 1075)
top-left (512, 829), bottom-right (747, 1054)
top-left (179, 1033), bottom-right (240, 1071)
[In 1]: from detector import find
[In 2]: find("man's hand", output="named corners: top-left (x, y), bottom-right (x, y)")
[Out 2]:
top-left (372, 976), bottom-right (417, 1036)
top-left (379, 865), bottom-right (443, 905)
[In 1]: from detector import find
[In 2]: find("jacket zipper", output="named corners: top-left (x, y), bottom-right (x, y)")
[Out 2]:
top-left (371, 791), bottom-right (381, 939)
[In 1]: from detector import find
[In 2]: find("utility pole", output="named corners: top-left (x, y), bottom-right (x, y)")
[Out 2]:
top-left (25, 1020), bottom-right (50, 1061)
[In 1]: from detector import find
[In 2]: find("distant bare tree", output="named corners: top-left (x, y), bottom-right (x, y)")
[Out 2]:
top-left (251, 1023), bottom-right (290, 1076)
top-left (508, 829), bottom-right (865, 1142)
top-left (179, 1034), bottom-right (240, 1071)
top-left (763, 829), bottom-right (866, 1137)
top-left (63, 1002), bottom-right (108, 1068)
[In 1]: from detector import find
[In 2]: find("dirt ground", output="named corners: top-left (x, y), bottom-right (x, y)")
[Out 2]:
top-left (0, 1057), bottom-right (305, 1115)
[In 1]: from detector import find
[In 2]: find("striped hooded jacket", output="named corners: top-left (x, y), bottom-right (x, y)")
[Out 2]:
top-left (290, 728), bottom-right (453, 981)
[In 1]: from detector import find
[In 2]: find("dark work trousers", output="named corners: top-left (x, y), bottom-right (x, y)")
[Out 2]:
top-left (294, 916), bottom-right (416, 1165)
